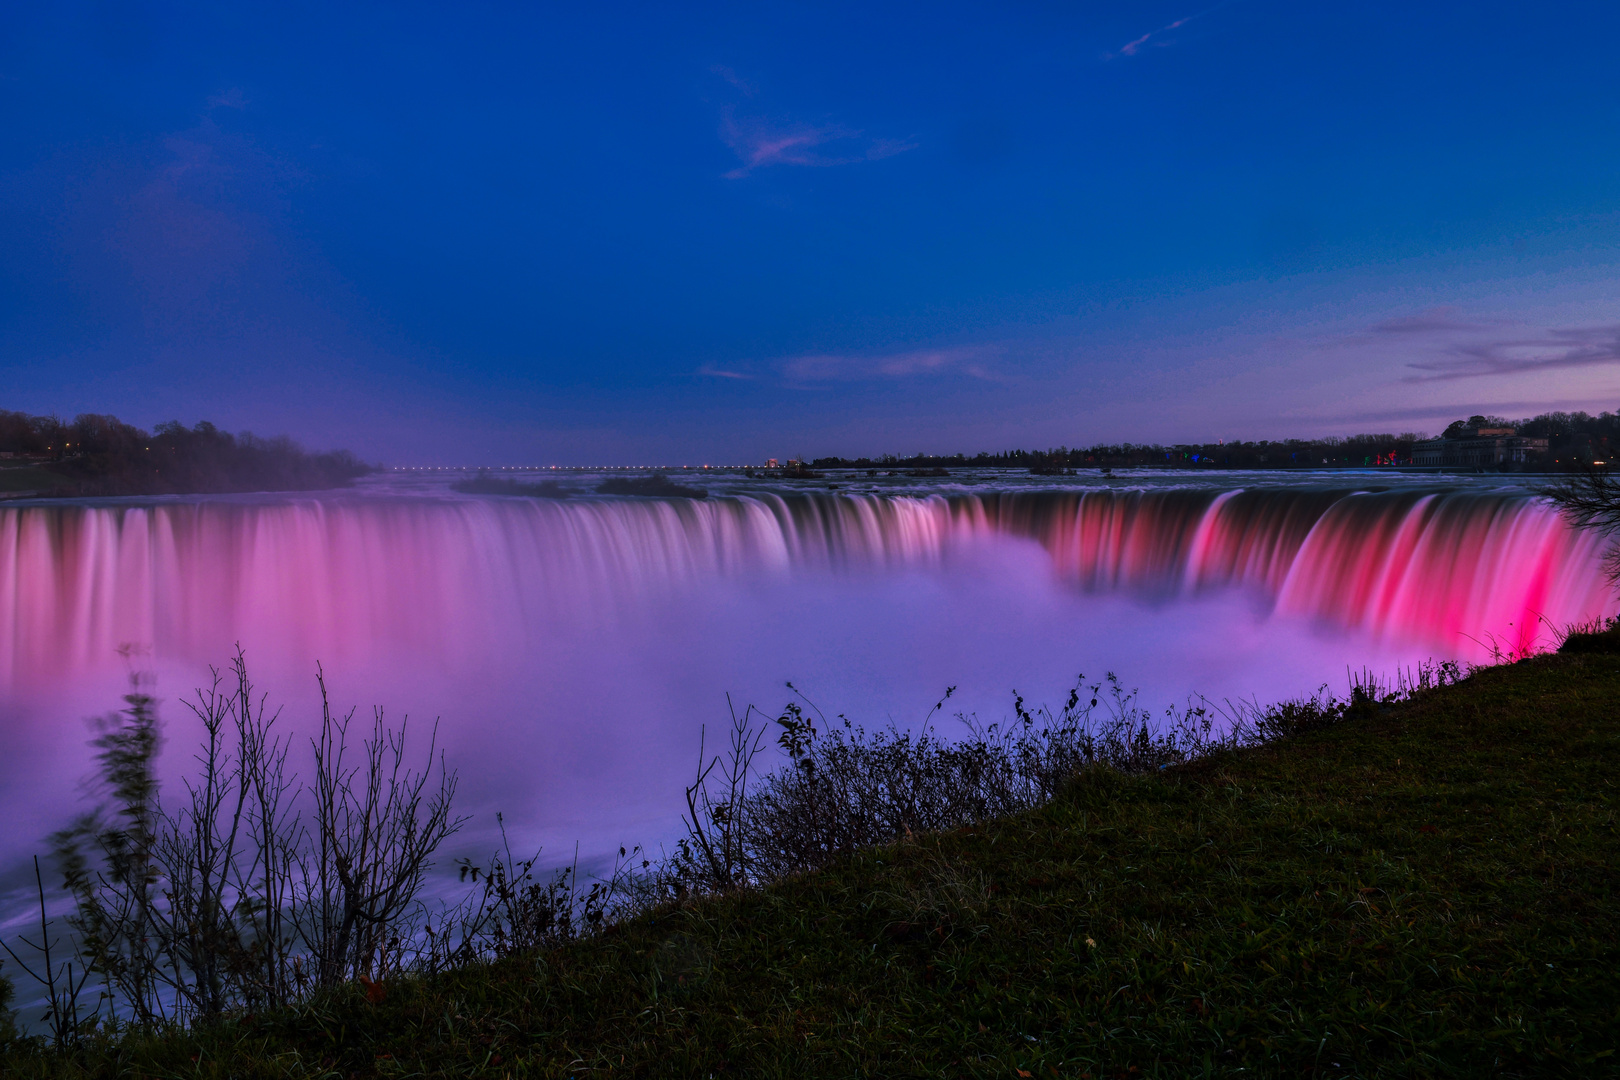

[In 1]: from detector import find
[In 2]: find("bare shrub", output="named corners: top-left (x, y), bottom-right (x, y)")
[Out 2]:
top-left (150, 653), bottom-right (301, 1020)
top-left (663, 675), bottom-right (1209, 889)
top-left (667, 663), bottom-right (1471, 893)
top-left (35, 651), bottom-right (462, 1034)
top-left (667, 697), bottom-right (766, 893)
top-left (0, 858), bottom-right (98, 1047)
top-left (294, 667), bottom-right (464, 989)
top-left (440, 821), bottom-right (648, 967)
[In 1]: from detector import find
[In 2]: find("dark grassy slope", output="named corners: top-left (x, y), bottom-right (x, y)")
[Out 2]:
top-left (13, 653), bottom-right (1620, 1078)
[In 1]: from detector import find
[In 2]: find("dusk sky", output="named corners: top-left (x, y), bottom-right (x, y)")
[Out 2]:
top-left (3, 2), bottom-right (1618, 464)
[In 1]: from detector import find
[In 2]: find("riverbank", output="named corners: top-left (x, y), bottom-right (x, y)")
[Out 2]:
top-left (0, 462), bottom-right (71, 498)
top-left (5, 645), bottom-right (1617, 1076)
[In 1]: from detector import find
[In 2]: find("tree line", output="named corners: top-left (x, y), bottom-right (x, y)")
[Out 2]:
top-left (808, 409), bottom-right (1619, 473)
top-left (0, 410), bottom-right (371, 496)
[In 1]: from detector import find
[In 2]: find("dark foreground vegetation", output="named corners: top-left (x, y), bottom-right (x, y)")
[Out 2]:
top-left (0, 410), bottom-right (370, 496)
top-left (3, 636), bottom-right (1618, 1076)
top-left (807, 408), bottom-right (1619, 473)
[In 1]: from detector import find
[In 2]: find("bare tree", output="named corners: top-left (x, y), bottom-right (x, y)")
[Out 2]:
top-left (669, 696), bottom-right (765, 893)
top-left (1544, 467), bottom-right (1620, 585)
top-left (230, 664), bottom-right (302, 1011)
top-left (153, 651), bottom-right (300, 1021)
top-left (296, 667), bottom-right (465, 988)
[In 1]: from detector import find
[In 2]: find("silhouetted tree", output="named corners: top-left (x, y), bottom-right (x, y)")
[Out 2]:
top-left (0, 409), bottom-right (371, 495)
top-left (1545, 468), bottom-right (1620, 586)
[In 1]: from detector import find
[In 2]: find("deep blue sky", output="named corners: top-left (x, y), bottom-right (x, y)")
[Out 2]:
top-left (3, 2), bottom-right (1618, 464)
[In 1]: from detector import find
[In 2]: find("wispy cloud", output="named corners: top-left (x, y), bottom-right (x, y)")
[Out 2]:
top-left (779, 344), bottom-right (999, 383)
top-left (1400, 324), bottom-right (1620, 382)
top-left (711, 68), bottom-right (915, 178)
top-left (1109, 3), bottom-right (1230, 59)
top-left (695, 363), bottom-right (754, 380)
top-left (720, 110), bottom-right (915, 178)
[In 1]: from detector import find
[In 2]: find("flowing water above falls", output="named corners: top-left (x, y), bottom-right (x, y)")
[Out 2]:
top-left (0, 480), bottom-right (1613, 874)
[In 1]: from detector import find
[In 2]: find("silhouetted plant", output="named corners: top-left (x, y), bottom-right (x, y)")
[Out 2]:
top-left (50, 673), bottom-right (165, 1025)
top-left (0, 409), bottom-right (371, 496)
top-left (297, 667), bottom-right (464, 988)
top-left (0, 858), bottom-right (99, 1048)
top-left (36, 651), bottom-right (462, 1030)
top-left (443, 821), bottom-right (648, 966)
top-left (1557, 614), bottom-right (1620, 654)
top-left (1544, 467), bottom-right (1620, 585)
top-left (668, 697), bottom-right (766, 891)
top-left (666, 663), bottom-right (1470, 892)
top-left (152, 652), bottom-right (301, 1020)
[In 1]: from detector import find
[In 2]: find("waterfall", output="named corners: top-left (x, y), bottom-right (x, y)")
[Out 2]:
top-left (0, 488), bottom-right (1612, 693)
top-left (971, 488), bottom-right (1610, 653)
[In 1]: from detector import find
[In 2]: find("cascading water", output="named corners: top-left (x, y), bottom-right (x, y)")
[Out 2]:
top-left (0, 480), bottom-right (1612, 878)
top-left (969, 487), bottom-right (1608, 651)
top-left (0, 494), bottom-right (959, 687)
top-left (1, 488), bottom-right (1607, 686)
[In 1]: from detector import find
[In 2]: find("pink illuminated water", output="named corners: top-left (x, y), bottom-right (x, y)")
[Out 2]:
top-left (0, 478), bottom-right (1612, 885)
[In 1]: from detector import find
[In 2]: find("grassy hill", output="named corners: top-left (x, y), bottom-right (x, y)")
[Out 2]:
top-left (7, 648), bottom-right (1619, 1077)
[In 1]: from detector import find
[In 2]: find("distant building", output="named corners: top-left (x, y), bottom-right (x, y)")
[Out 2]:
top-left (1411, 426), bottom-right (1548, 467)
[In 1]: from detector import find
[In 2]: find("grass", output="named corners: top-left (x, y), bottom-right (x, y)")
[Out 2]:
top-left (6, 650), bottom-right (1619, 1077)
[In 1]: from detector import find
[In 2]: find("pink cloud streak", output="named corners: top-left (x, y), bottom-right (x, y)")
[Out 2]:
top-left (719, 108), bottom-right (915, 178)
top-left (1110, 4), bottom-right (1227, 59)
